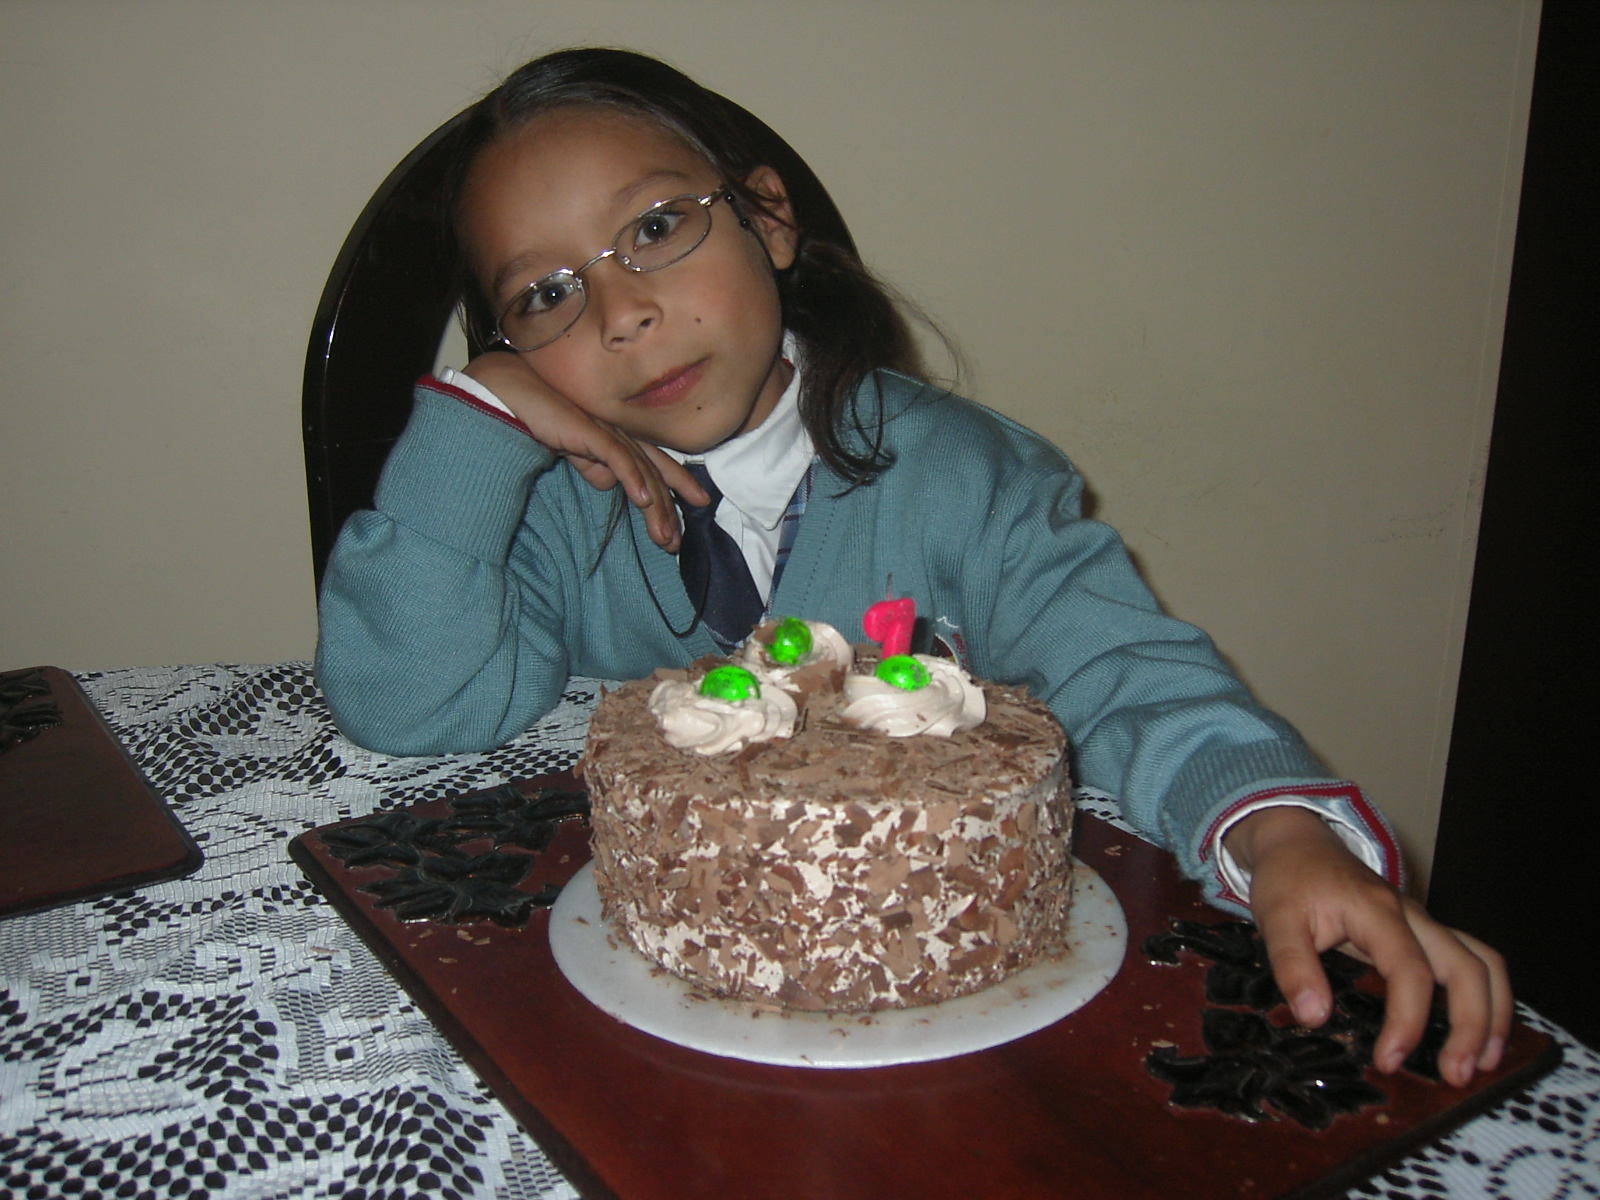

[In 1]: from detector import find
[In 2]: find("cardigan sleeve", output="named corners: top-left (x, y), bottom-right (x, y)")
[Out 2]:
top-left (963, 442), bottom-right (1398, 912)
top-left (314, 379), bottom-right (575, 754)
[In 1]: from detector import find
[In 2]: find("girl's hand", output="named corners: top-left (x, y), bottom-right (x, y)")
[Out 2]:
top-left (463, 352), bottom-right (710, 551)
top-left (1224, 806), bottom-right (1512, 1088)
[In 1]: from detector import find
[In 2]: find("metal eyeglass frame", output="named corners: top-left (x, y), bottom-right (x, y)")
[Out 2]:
top-left (492, 188), bottom-right (733, 352)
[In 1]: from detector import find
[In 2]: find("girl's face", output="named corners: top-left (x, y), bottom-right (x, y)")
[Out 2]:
top-left (460, 106), bottom-right (798, 454)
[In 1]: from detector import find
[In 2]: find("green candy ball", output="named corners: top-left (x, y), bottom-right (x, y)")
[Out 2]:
top-left (876, 655), bottom-right (930, 691)
top-left (768, 617), bottom-right (813, 665)
top-left (699, 664), bottom-right (761, 702)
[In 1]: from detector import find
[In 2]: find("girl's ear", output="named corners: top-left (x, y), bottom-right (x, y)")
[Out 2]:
top-left (742, 165), bottom-right (799, 271)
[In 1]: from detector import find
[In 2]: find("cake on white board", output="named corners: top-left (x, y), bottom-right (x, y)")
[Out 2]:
top-left (582, 604), bottom-right (1075, 1012)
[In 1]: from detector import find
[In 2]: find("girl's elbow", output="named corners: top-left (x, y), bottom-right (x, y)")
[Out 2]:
top-left (316, 664), bottom-right (457, 755)
top-left (325, 697), bottom-right (501, 757)
top-left (319, 667), bottom-right (549, 756)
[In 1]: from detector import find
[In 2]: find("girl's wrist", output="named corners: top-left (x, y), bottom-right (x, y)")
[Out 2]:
top-left (1222, 804), bottom-right (1343, 875)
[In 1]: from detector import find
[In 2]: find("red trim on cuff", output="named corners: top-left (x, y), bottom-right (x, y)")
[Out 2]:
top-left (1197, 782), bottom-right (1405, 907)
top-left (417, 374), bottom-right (533, 437)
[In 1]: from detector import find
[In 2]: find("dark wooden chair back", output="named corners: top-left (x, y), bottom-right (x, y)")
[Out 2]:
top-left (301, 111), bottom-right (485, 592)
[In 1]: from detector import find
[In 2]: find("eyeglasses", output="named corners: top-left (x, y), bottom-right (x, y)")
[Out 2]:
top-left (492, 188), bottom-right (732, 352)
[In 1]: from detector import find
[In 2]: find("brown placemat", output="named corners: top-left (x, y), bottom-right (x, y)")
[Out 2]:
top-left (1, 665), bottom-right (203, 918)
top-left (290, 775), bottom-right (1558, 1200)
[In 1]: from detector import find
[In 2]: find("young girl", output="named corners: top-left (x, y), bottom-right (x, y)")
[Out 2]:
top-left (316, 48), bottom-right (1509, 1088)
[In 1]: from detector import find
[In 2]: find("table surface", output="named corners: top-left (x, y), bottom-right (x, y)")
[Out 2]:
top-left (2, 663), bottom-right (1596, 1200)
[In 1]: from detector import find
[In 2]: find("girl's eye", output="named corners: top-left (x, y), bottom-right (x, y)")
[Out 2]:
top-left (519, 278), bottom-right (579, 316)
top-left (632, 207), bottom-right (687, 249)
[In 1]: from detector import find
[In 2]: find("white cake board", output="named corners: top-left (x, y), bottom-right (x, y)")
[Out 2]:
top-left (548, 860), bottom-right (1126, 1069)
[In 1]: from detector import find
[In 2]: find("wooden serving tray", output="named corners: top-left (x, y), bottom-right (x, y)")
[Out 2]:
top-left (290, 775), bottom-right (1558, 1200)
top-left (0, 665), bottom-right (202, 918)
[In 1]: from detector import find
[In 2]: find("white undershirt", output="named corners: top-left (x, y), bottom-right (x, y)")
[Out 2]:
top-left (657, 336), bottom-right (810, 600)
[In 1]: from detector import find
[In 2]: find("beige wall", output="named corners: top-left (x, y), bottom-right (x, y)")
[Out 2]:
top-left (0, 0), bottom-right (1537, 886)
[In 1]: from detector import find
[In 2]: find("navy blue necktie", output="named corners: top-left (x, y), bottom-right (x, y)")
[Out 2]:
top-left (677, 462), bottom-right (765, 648)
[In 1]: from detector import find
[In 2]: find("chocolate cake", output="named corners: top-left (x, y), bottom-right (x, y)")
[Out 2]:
top-left (582, 628), bottom-right (1075, 1012)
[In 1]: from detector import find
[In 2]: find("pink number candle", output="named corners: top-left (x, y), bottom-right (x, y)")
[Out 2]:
top-left (863, 597), bottom-right (916, 658)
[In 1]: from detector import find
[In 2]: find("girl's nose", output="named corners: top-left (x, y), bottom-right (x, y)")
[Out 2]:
top-left (589, 265), bottom-right (662, 347)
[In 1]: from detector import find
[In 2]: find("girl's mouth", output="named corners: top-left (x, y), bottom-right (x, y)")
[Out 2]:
top-left (627, 360), bottom-right (707, 408)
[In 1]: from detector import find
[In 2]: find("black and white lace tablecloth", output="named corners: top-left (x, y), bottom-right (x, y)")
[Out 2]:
top-left (2, 664), bottom-right (1596, 1200)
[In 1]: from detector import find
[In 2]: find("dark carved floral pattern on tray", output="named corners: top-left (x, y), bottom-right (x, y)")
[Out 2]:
top-left (317, 782), bottom-right (589, 927)
top-left (1144, 919), bottom-right (1450, 1130)
top-left (0, 667), bottom-right (63, 753)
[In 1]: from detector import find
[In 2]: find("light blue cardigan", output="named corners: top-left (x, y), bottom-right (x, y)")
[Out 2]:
top-left (316, 371), bottom-right (1395, 909)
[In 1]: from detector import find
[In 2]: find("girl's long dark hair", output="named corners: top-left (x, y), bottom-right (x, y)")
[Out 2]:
top-left (444, 47), bottom-right (925, 486)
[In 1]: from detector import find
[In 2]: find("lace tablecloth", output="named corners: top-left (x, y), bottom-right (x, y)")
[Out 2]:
top-left (1, 664), bottom-right (1595, 1200)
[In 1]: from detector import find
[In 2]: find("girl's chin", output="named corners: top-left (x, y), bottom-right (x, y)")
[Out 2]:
top-left (656, 430), bottom-right (737, 456)
top-left (650, 411), bottom-right (760, 455)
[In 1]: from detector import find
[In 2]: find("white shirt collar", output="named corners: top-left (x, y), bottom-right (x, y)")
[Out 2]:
top-left (665, 332), bottom-right (813, 530)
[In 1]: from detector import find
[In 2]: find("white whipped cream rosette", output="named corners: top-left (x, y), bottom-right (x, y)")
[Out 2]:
top-left (840, 655), bottom-right (986, 737)
top-left (738, 619), bottom-right (854, 690)
top-left (648, 677), bottom-right (798, 756)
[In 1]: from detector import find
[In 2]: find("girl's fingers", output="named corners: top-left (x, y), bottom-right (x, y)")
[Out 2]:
top-left (1255, 913), bottom-right (1334, 1028)
top-left (1256, 866), bottom-right (1433, 1072)
top-left (595, 427), bottom-right (682, 550)
top-left (1310, 882), bottom-right (1438, 1074)
top-left (1344, 901), bottom-right (1509, 1084)
top-left (643, 444), bottom-right (712, 507)
top-left (1363, 922), bottom-right (1445, 1075)
top-left (633, 443), bottom-right (684, 550)
top-left (1401, 905), bottom-right (1510, 1083)
top-left (1459, 929), bottom-right (1514, 1069)
top-left (623, 437), bottom-right (667, 509)
top-left (568, 456), bottom-right (620, 492)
